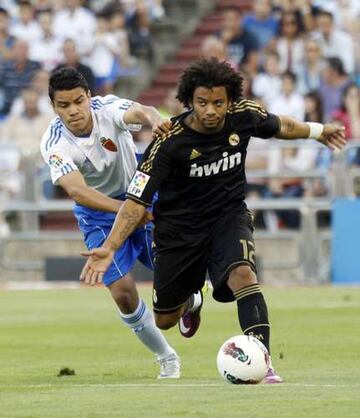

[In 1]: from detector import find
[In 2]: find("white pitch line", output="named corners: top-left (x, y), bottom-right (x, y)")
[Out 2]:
top-left (0, 383), bottom-right (358, 389)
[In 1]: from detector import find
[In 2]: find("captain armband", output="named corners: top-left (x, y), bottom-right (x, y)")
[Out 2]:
top-left (306, 122), bottom-right (324, 140)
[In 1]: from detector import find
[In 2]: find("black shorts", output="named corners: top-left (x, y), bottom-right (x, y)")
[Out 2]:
top-left (152, 209), bottom-right (256, 312)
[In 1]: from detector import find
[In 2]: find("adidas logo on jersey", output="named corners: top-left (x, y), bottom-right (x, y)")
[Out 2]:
top-left (190, 149), bottom-right (202, 160)
top-left (189, 151), bottom-right (242, 177)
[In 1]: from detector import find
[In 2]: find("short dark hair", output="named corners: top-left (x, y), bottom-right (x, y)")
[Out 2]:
top-left (0, 6), bottom-right (9, 16)
top-left (49, 67), bottom-right (89, 101)
top-left (176, 58), bottom-right (243, 108)
top-left (326, 56), bottom-right (346, 75)
top-left (318, 9), bottom-right (334, 20)
top-left (282, 70), bottom-right (297, 83)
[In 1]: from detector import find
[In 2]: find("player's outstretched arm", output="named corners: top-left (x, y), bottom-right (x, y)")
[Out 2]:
top-left (80, 199), bottom-right (146, 285)
top-left (123, 102), bottom-right (172, 136)
top-left (59, 171), bottom-right (122, 213)
top-left (276, 115), bottom-right (346, 150)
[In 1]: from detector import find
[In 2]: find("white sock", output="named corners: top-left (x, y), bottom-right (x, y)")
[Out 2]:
top-left (188, 291), bottom-right (202, 313)
top-left (119, 299), bottom-right (176, 360)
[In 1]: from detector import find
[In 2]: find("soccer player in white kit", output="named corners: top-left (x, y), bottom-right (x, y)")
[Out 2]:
top-left (40, 67), bottom-right (180, 378)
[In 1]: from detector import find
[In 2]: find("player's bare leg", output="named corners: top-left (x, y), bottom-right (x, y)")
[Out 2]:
top-left (109, 274), bottom-right (180, 378)
top-left (227, 265), bottom-right (283, 383)
top-left (154, 284), bottom-right (207, 338)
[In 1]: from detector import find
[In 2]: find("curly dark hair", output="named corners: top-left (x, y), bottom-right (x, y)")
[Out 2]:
top-left (49, 67), bottom-right (89, 102)
top-left (176, 58), bottom-right (243, 108)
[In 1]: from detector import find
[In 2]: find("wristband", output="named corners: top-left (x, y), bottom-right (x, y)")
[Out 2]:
top-left (306, 122), bottom-right (324, 139)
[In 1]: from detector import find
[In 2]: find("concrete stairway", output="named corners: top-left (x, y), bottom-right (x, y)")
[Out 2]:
top-left (137, 0), bottom-right (253, 107)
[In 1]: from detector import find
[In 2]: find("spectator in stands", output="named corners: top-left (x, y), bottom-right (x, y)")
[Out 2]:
top-left (252, 50), bottom-right (282, 107)
top-left (239, 65), bottom-right (255, 100)
top-left (0, 144), bottom-right (21, 237)
top-left (109, 9), bottom-right (138, 73)
top-left (245, 136), bottom-right (271, 229)
top-left (10, 0), bottom-right (42, 43)
top-left (267, 70), bottom-right (308, 228)
top-left (336, 0), bottom-right (360, 32)
top-left (304, 91), bottom-right (323, 123)
top-left (342, 11), bottom-right (360, 85)
top-left (2, 88), bottom-right (53, 162)
top-left (86, 13), bottom-right (122, 95)
top-left (10, 69), bottom-right (53, 116)
top-left (268, 71), bottom-right (305, 120)
top-left (0, 1), bottom-right (16, 16)
top-left (331, 83), bottom-right (360, 141)
top-left (0, 84), bottom-right (37, 236)
top-left (297, 36), bottom-right (324, 94)
top-left (0, 39), bottom-right (40, 117)
top-left (132, 125), bottom-right (152, 153)
top-left (55, 39), bottom-right (96, 94)
top-left (158, 87), bottom-right (183, 119)
top-left (217, 7), bottom-right (260, 69)
top-left (303, 90), bottom-right (332, 195)
top-left (276, 11), bottom-right (305, 73)
top-left (127, 1), bottom-right (154, 62)
top-left (53, 0), bottom-right (97, 56)
top-left (273, 0), bottom-right (314, 32)
top-left (122, 0), bottom-right (165, 23)
top-left (243, 0), bottom-right (279, 49)
top-left (0, 7), bottom-right (15, 62)
top-left (29, 10), bottom-right (63, 72)
top-left (33, 0), bottom-right (58, 13)
top-left (318, 57), bottom-right (351, 122)
top-left (313, 10), bottom-right (355, 76)
top-left (200, 36), bottom-right (231, 65)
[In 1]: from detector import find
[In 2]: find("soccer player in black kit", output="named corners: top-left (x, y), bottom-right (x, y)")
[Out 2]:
top-left (80, 58), bottom-right (346, 383)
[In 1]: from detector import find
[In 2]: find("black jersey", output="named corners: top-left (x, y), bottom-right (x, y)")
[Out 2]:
top-left (126, 99), bottom-right (279, 231)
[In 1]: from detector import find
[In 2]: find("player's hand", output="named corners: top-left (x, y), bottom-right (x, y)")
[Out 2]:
top-left (152, 119), bottom-right (172, 137)
top-left (138, 210), bottom-right (154, 227)
top-left (80, 247), bottom-right (114, 286)
top-left (317, 124), bottom-right (346, 151)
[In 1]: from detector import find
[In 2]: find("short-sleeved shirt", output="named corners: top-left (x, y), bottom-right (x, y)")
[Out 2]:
top-left (126, 99), bottom-right (279, 232)
top-left (40, 95), bottom-right (140, 197)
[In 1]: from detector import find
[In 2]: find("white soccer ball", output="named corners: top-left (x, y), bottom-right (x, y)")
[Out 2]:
top-left (216, 335), bottom-right (270, 384)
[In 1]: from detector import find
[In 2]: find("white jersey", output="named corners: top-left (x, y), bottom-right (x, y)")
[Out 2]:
top-left (40, 95), bottom-right (139, 197)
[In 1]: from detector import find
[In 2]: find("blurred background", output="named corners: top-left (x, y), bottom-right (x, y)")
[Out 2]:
top-left (0, 0), bottom-right (359, 285)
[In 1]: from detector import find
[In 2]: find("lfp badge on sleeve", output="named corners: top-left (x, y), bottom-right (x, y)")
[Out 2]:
top-left (128, 171), bottom-right (150, 197)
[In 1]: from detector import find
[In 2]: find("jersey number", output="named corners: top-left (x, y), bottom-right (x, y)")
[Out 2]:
top-left (240, 239), bottom-right (255, 264)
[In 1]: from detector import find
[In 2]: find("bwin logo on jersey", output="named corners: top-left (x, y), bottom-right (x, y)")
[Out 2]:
top-left (189, 151), bottom-right (242, 177)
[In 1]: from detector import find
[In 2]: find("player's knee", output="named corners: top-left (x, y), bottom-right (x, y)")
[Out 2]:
top-left (228, 265), bottom-right (257, 290)
top-left (112, 290), bottom-right (135, 312)
top-left (154, 313), bottom-right (177, 330)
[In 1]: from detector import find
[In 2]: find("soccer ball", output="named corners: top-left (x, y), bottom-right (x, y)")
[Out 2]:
top-left (216, 335), bottom-right (269, 384)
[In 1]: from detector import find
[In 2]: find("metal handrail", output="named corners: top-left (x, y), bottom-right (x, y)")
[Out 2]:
top-left (1, 140), bottom-right (360, 280)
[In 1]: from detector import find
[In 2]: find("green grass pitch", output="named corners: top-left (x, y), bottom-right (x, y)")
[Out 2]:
top-left (0, 285), bottom-right (359, 418)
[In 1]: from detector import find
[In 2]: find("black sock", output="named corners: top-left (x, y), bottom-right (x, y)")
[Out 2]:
top-left (234, 284), bottom-right (271, 354)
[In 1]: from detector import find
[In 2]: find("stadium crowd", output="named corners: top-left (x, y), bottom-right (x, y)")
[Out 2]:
top-left (0, 0), bottom-right (359, 236)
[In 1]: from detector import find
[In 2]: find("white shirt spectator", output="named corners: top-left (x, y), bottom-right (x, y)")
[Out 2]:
top-left (313, 29), bottom-right (355, 75)
top-left (313, 0), bottom-right (360, 27)
top-left (29, 36), bottom-right (63, 72)
top-left (10, 94), bottom-right (53, 117)
top-left (10, 19), bottom-right (42, 43)
top-left (85, 17), bottom-right (120, 79)
top-left (86, 33), bottom-right (118, 78)
top-left (53, 6), bottom-right (97, 56)
top-left (276, 37), bottom-right (305, 73)
top-left (252, 73), bottom-right (282, 107)
top-left (268, 92), bottom-right (305, 121)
